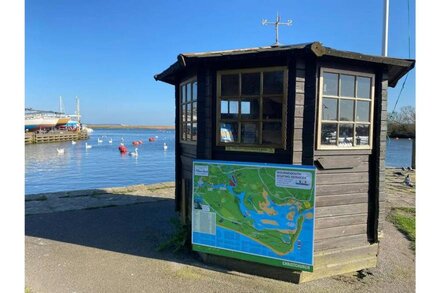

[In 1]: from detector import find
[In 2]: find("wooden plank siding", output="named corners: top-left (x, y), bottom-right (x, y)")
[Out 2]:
top-left (292, 58), bottom-right (305, 165)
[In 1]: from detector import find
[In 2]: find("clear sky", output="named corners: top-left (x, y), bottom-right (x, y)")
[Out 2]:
top-left (25, 0), bottom-right (415, 125)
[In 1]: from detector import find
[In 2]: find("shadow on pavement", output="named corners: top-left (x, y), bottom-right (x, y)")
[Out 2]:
top-left (25, 196), bottom-right (228, 273)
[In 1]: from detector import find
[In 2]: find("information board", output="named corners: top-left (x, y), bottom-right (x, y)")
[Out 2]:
top-left (192, 160), bottom-right (316, 272)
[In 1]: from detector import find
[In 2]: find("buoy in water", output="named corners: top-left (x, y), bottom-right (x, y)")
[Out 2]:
top-left (119, 143), bottom-right (128, 153)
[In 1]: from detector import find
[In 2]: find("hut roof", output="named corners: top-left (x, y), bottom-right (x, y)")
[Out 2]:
top-left (154, 42), bottom-right (414, 87)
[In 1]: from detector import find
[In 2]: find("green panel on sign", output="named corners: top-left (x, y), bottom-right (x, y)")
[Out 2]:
top-left (192, 160), bottom-right (316, 272)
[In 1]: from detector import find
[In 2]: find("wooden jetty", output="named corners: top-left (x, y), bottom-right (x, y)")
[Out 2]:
top-left (25, 130), bottom-right (89, 144)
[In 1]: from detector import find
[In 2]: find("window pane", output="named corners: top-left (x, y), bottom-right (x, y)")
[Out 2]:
top-left (192, 123), bottom-right (197, 141)
top-left (182, 121), bottom-right (187, 140)
top-left (220, 100), bottom-right (239, 119)
top-left (180, 85), bottom-right (186, 104)
top-left (356, 101), bottom-right (370, 122)
top-left (192, 82), bottom-right (197, 101)
top-left (186, 104), bottom-right (191, 122)
top-left (192, 102), bottom-right (197, 122)
top-left (186, 84), bottom-right (191, 102)
top-left (322, 98), bottom-right (337, 121)
top-left (263, 96), bottom-right (282, 119)
top-left (262, 122), bottom-right (282, 145)
top-left (186, 123), bottom-right (191, 140)
top-left (338, 124), bottom-right (354, 147)
top-left (341, 74), bottom-right (355, 97)
top-left (242, 73), bottom-right (260, 95)
top-left (241, 122), bottom-right (259, 144)
top-left (321, 123), bottom-right (337, 145)
top-left (355, 124), bottom-right (370, 145)
top-left (181, 105), bottom-right (186, 123)
top-left (323, 72), bottom-right (338, 96)
top-left (221, 100), bottom-right (228, 114)
top-left (221, 74), bottom-right (239, 96)
top-left (241, 99), bottom-right (259, 119)
top-left (220, 122), bottom-right (238, 143)
top-left (263, 71), bottom-right (284, 95)
top-left (357, 77), bottom-right (371, 99)
top-left (339, 99), bottom-right (354, 121)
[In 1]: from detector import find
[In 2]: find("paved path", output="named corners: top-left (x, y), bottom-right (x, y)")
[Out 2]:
top-left (26, 196), bottom-right (415, 293)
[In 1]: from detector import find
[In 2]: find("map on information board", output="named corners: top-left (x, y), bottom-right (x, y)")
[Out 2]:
top-left (191, 160), bottom-right (316, 272)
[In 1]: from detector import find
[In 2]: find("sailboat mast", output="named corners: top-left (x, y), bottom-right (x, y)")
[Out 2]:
top-left (76, 96), bottom-right (81, 123)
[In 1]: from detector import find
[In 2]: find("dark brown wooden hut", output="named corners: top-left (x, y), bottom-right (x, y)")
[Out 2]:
top-left (154, 42), bottom-right (414, 282)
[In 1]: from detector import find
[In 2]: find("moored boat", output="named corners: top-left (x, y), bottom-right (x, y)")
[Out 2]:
top-left (25, 115), bottom-right (59, 132)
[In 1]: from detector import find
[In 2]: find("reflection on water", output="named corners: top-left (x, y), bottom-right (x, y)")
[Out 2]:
top-left (25, 129), bottom-right (175, 195)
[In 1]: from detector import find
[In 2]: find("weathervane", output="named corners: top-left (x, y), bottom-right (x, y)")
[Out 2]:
top-left (262, 13), bottom-right (293, 46)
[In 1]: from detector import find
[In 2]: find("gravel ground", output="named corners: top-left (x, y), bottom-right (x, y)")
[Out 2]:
top-left (25, 169), bottom-right (415, 292)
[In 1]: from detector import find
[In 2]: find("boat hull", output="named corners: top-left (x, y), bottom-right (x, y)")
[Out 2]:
top-left (25, 117), bottom-right (59, 131)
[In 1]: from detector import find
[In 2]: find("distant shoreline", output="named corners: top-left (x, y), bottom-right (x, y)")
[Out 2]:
top-left (85, 124), bottom-right (175, 130)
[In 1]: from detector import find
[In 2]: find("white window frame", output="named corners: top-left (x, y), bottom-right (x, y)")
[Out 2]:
top-left (317, 67), bottom-right (375, 150)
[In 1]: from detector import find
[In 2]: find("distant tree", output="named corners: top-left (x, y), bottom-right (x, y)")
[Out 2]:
top-left (387, 106), bottom-right (415, 138)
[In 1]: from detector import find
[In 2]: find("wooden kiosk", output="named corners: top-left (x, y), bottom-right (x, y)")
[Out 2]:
top-left (154, 42), bottom-right (414, 282)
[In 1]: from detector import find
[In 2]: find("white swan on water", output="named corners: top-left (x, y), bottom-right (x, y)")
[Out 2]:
top-left (72, 141), bottom-right (77, 145)
top-left (108, 138), bottom-right (113, 144)
top-left (85, 143), bottom-right (92, 149)
top-left (129, 148), bottom-right (138, 157)
top-left (163, 143), bottom-right (168, 151)
top-left (57, 148), bottom-right (64, 154)
top-left (97, 137), bottom-right (103, 143)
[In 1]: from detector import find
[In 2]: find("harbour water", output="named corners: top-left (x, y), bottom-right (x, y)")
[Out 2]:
top-left (25, 128), bottom-right (175, 195)
top-left (25, 129), bottom-right (414, 195)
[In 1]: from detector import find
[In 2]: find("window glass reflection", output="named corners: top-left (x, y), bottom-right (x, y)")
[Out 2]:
top-left (341, 74), bottom-right (355, 97)
top-left (321, 123), bottom-right (337, 145)
top-left (338, 124), bottom-right (354, 147)
top-left (339, 99), bottom-right (354, 121)
top-left (241, 122), bottom-right (258, 144)
top-left (220, 122), bottom-right (238, 143)
top-left (356, 124), bottom-right (370, 145)
top-left (322, 98), bottom-right (337, 121)
top-left (357, 77), bottom-right (371, 99)
top-left (323, 72), bottom-right (338, 96)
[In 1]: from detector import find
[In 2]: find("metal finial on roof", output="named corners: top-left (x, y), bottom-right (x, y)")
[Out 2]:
top-left (262, 12), bottom-right (293, 46)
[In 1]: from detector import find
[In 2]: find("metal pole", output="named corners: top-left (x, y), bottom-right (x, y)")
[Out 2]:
top-left (382, 0), bottom-right (389, 56)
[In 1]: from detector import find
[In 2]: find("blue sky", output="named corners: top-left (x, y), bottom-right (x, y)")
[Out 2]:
top-left (25, 0), bottom-right (415, 125)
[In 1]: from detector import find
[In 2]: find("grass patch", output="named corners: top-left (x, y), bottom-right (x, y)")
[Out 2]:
top-left (157, 215), bottom-right (189, 253)
top-left (387, 207), bottom-right (415, 250)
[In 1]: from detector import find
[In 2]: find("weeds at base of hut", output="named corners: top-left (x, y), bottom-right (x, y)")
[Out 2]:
top-left (157, 215), bottom-right (189, 253)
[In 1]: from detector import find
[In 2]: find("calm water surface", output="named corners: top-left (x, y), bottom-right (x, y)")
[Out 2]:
top-left (25, 129), bottom-right (175, 195)
top-left (25, 129), bottom-right (413, 195)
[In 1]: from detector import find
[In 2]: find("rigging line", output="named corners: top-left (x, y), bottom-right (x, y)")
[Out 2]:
top-left (387, 0), bottom-right (412, 144)
top-left (389, 0), bottom-right (412, 119)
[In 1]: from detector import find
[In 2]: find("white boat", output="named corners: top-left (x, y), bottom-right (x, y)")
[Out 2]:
top-left (25, 115), bottom-right (59, 132)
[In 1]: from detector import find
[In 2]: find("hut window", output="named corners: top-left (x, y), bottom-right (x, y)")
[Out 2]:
top-left (180, 78), bottom-right (197, 143)
top-left (318, 68), bottom-right (375, 149)
top-left (217, 67), bottom-right (287, 148)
